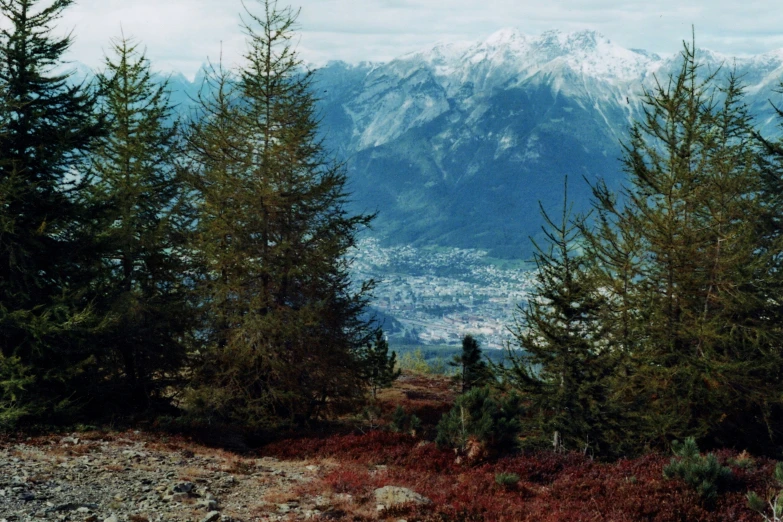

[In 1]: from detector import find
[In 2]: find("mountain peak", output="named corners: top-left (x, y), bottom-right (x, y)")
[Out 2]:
top-left (483, 27), bottom-right (527, 47)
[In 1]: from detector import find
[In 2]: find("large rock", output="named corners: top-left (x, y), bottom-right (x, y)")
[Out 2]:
top-left (374, 486), bottom-right (431, 507)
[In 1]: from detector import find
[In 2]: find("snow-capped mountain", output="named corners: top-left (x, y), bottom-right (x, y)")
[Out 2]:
top-left (312, 29), bottom-right (783, 257)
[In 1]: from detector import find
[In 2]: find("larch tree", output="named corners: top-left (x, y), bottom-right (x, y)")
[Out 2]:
top-left (89, 34), bottom-right (191, 411)
top-left (184, 0), bottom-right (375, 430)
top-left (589, 40), bottom-right (783, 448)
top-left (0, 0), bottom-right (105, 425)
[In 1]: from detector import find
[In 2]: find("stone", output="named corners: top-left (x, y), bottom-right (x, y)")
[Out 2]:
top-left (373, 486), bottom-right (431, 507)
top-left (197, 499), bottom-right (218, 510)
top-left (171, 482), bottom-right (194, 494)
top-left (104, 515), bottom-right (119, 522)
top-left (201, 511), bottom-right (221, 522)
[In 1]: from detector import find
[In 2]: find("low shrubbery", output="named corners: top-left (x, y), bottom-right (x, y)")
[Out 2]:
top-left (256, 374), bottom-right (774, 521)
top-left (390, 405), bottom-right (422, 436)
top-left (662, 438), bottom-right (733, 505)
top-left (747, 461), bottom-right (783, 521)
top-left (435, 387), bottom-right (523, 460)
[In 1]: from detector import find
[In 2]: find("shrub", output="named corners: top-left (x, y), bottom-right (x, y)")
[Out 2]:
top-left (435, 386), bottom-right (523, 458)
top-left (390, 405), bottom-right (422, 436)
top-left (398, 348), bottom-right (432, 374)
top-left (0, 354), bottom-right (35, 430)
top-left (663, 438), bottom-right (732, 504)
top-left (747, 461), bottom-right (783, 521)
top-left (494, 472), bottom-right (520, 488)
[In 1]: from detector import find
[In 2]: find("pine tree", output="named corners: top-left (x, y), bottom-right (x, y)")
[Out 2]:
top-left (88, 34), bottom-right (190, 410)
top-left (0, 0), bottom-right (105, 424)
top-left (500, 182), bottom-right (620, 455)
top-left (450, 334), bottom-right (490, 393)
top-left (184, 0), bottom-right (375, 429)
top-left (363, 330), bottom-right (401, 399)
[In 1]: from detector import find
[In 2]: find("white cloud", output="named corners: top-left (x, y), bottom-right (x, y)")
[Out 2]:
top-left (41, 0), bottom-right (783, 78)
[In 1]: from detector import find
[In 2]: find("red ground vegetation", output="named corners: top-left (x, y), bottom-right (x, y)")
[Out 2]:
top-left (261, 373), bottom-right (777, 521)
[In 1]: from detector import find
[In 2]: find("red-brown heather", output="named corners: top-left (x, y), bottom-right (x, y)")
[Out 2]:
top-left (258, 373), bottom-right (775, 522)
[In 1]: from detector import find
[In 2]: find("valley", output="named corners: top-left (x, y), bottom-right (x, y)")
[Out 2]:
top-left (352, 238), bottom-right (534, 348)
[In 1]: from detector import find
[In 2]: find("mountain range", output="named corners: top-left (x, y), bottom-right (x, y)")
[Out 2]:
top-left (78, 29), bottom-right (783, 258)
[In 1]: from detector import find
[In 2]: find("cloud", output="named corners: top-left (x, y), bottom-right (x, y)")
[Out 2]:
top-left (40, 0), bottom-right (783, 78)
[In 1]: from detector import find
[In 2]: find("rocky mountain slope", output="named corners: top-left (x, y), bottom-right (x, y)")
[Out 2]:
top-left (314, 29), bottom-right (783, 257)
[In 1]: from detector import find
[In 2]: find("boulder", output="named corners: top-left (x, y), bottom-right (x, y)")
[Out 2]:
top-left (374, 486), bottom-right (431, 507)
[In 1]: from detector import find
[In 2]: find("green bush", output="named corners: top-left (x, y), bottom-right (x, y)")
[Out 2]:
top-left (0, 354), bottom-right (35, 430)
top-left (397, 348), bottom-right (432, 374)
top-left (747, 461), bottom-right (783, 521)
top-left (495, 472), bottom-right (520, 488)
top-left (389, 405), bottom-right (421, 436)
top-left (435, 386), bottom-right (523, 456)
top-left (662, 438), bottom-right (732, 505)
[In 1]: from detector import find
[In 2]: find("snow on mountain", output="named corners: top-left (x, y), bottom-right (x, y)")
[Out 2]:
top-left (311, 30), bottom-right (783, 257)
top-left (334, 28), bottom-right (783, 153)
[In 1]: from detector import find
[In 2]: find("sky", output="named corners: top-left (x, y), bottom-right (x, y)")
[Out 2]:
top-left (52, 0), bottom-right (783, 80)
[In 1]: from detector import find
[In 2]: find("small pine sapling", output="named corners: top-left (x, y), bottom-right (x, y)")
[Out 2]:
top-left (495, 472), bottom-right (520, 489)
top-left (389, 405), bottom-right (422, 436)
top-left (363, 330), bottom-right (401, 398)
top-left (747, 462), bottom-right (783, 521)
top-left (450, 335), bottom-right (491, 393)
top-left (663, 438), bottom-right (732, 505)
top-left (436, 386), bottom-right (523, 460)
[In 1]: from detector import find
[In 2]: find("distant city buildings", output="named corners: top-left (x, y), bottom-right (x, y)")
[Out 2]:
top-left (351, 238), bottom-right (534, 349)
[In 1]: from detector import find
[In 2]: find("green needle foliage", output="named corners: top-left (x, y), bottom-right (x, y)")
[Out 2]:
top-left (450, 334), bottom-right (491, 393)
top-left (89, 34), bottom-right (191, 411)
top-left (747, 462), bottom-right (783, 522)
top-left (585, 40), bottom-right (783, 448)
top-left (436, 386), bottom-right (523, 456)
top-left (183, 0), bottom-right (375, 431)
top-left (498, 181), bottom-right (622, 456)
top-left (503, 38), bottom-right (783, 455)
top-left (663, 438), bottom-right (732, 506)
top-left (363, 330), bottom-right (401, 399)
top-left (0, 0), bottom-right (106, 425)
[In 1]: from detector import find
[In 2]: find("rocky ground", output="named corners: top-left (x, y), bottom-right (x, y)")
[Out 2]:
top-left (0, 430), bottom-right (426, 522)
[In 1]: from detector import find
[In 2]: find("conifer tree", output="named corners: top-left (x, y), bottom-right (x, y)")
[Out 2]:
top-left (450, 334), bottom-right (490, 393)
top-left (363, 330), bottom-right (400, 399)
top-left (184, 0), bottom-right (375, 429)
top-left (500, 184), bottom-right (620, 455)
top-left (588, 40), bottom-right (783, 446)
top-left (0, 0), bottom-right (105, 424)
top-left (89, 35), bottom-right (190, 410)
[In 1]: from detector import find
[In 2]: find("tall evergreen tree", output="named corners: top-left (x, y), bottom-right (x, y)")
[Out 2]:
top-left (184, 0), bottom-right (375, 429)
top-left (588, 40), bottom-right (783, 447)
top-left (89, 34), bottom-right (190, 410)
top-left (0, 0), bottom-right (105, 424)
top-left (500, 184), bottom-right (619, 455)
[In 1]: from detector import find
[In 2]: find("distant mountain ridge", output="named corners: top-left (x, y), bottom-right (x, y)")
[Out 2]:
top-left (66, 30), bottom-right (783, 258)
top-left (312, 29), bottom-right (783, 257)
